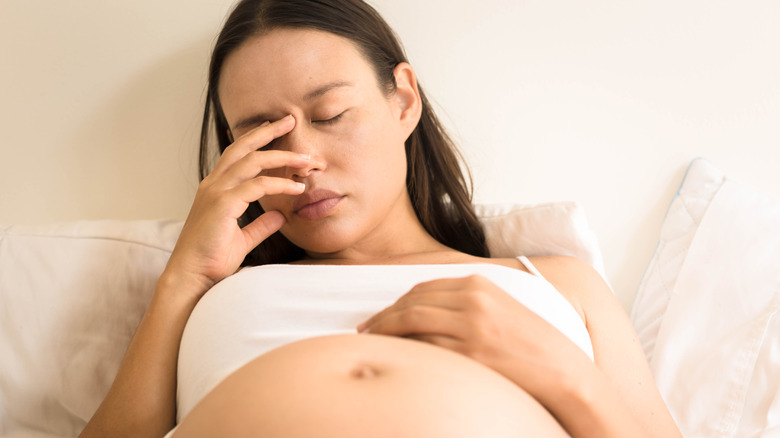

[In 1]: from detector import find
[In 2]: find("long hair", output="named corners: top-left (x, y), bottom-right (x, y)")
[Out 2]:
top-left (199, 0), bottom-right (489, 265)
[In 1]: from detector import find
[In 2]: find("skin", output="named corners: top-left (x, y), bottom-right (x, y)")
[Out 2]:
top-left (174, 334), bottom-right (570, 438)
top-left (79, 27), bottom-right (682, 438)
top-left (218, 28), bottom-right (454, 262)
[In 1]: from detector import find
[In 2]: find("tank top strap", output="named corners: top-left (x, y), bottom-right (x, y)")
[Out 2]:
top-left (517, 256), bottom-right (547, 281)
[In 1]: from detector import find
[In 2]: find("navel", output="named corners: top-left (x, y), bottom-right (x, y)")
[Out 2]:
top-left (349, 361), bottom-right (382, 379)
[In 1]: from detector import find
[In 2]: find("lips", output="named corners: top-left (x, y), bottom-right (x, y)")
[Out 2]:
top-left (292, 188), bottom-right (345, 221)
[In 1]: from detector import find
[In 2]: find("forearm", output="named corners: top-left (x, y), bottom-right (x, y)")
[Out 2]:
top-left (523, 256), bottom-right (682, 437)
top-left (544, 365), bottom-right (650, 438)
top-left (79, 272), bottom-right (202, 438)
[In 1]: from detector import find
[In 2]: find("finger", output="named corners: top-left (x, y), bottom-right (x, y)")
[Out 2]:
top-left (219, 149), bottom-right (311, 189)
top-left (393, 289), bottom-right (468, 312)
top-left (241, 210), bottom-right (286, 250)
top-left (402, 333), bottom-right (462, 350)
top-left (360, 305), bottom-right (467, 339)
top-left (407, 335), bottom-right (481, 361)
top-left (405, 275), bottom-right (502, 311)
top-left (407, 275), bottom-right (491, 294)
top-left (238, 114), bottom-right (295, 146)
top-left (229, 175), bottom-right (306, 204)
top-left (357, 289), bottom-right (467, 333)
top-left (212, 115), bottom-right (296, 177)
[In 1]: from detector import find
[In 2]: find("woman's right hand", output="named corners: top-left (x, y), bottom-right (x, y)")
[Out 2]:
top-left (80, 119), bottom-right (307, 437)
top-left (162, 115), bottom-right (309, 298)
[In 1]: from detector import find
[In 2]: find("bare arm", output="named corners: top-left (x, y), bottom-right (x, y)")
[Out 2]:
top-left (359, 256), bottom-right (681, 437)
top-left (533, 256), bottom-right (682, 437)
top-left (78, 273), bottom-right (202, 437)
top-left (79, 116), bottom-right (309, 437)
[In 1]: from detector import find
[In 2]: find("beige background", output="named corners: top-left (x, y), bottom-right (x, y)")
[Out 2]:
top-left (2, 0), bottom-right (779, 310)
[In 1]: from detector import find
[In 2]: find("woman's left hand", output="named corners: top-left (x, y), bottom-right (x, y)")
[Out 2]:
top-left (356, 274), bottom-right (591, 400)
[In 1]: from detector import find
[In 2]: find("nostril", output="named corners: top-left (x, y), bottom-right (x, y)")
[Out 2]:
top-left (290, 164), bottom-right (313, 179)
top-left (290, 157), bottom-right (325, 179)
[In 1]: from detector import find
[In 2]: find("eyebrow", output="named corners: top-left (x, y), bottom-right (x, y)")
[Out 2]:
top-left (231, 81), bottom-right (353, 133)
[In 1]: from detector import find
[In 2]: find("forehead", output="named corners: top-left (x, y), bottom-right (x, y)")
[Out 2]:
top-left (218, 28), bottom-right (376, 112)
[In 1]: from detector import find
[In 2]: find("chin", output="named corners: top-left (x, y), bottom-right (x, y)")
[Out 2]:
top-left (281, 224), bottom-right (357, 257)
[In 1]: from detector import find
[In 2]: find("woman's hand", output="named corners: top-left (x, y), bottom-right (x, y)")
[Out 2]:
top-left (163, 115), bottom-right (310, 297)
top-left (356, 274), bottom-right (592, 403)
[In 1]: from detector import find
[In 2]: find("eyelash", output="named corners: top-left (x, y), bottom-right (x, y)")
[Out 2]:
top-left (314, 112), bottom-right (345, 125)
top-left (256, 112), bottom-right (344, 151)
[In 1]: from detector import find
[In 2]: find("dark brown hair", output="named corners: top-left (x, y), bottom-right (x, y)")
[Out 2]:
top-left (199, 0), bottom-right (489, 265)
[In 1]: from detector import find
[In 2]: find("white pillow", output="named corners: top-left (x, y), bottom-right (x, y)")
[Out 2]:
top-left (630, 158), bottom-right (780, 437)
top-left (0, 220), bottom-right (183, 438)
top-left (0, 202), bottom-right (603, 438)
top-left (476, 202), bottom-right (606, 277)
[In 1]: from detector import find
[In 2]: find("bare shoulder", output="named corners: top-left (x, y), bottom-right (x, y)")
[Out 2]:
top-left (525, 255), bottom-right (614, 325)
top-left (526, 255), bottom-right (607, 290)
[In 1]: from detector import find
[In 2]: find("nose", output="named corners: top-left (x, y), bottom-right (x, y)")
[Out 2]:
top-left (282, 125), bottom-right (326, 179)
top-left (288, 156), bottom-right (326, 179)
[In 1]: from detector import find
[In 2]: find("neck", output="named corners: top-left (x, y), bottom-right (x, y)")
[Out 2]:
top-left (301, 196), bottom-right (454, 265)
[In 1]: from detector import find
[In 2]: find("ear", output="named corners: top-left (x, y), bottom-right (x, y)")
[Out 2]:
top-left (392, 62), bottom-right (423, 140)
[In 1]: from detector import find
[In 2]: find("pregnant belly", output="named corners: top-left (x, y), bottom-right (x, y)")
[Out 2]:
top-left (174, 334), bottom-right (567, 438)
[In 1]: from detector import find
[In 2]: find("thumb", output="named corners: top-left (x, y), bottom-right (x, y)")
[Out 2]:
top-left (241, 210), bottom-right (286, 250)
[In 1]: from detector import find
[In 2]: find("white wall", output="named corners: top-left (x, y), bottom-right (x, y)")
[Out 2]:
top-left (2, 0), bottom-right (779, 310)
top-left (0, 1), bottom-right (235, 223)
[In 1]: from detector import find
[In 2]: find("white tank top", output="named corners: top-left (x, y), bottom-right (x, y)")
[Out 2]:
top-left (175, 257), bottom-right (594, 422)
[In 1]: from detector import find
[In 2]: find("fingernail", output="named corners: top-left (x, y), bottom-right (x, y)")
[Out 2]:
top-left (284, 114), bottom-right (294, 121)
top-left (260, 121), bottom-right (270, 127)
top-left (299, 153), bottom-right (311, 160)
top-left (296, 182), bottom-right (306, 191)
top-left (356, 322), bottom-right (368, 333)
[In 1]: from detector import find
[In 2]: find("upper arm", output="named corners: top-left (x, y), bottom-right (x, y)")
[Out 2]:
top-left (530, 256), bottom-right (679, 435)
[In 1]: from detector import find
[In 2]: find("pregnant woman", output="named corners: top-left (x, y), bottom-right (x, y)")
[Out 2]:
top-left (80, 0), bottom-right (681, 436)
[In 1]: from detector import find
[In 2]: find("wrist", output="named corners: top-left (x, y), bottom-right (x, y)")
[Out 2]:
top-left (559, 363), bottom-right (603, 414)
top-left (155, 267), bottom-right (214, 305)
top-left (545, 363), bottom-right (646, 438)
top-left (526, 351), bottom-right (595, 409)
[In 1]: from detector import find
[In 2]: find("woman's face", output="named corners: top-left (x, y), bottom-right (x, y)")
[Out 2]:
top-left (218, 28), bottom-right (421, 258)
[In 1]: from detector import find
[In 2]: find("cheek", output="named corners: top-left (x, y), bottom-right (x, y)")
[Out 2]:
top-left (339, 113), bottom-right (407, 174)
top-left (258, 193), bottom-right (288, 216)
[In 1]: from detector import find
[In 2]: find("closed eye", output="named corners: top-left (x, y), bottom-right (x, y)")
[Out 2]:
top-left (258, 138), bottom-right (279, 151)
top-left (313, 111), bottom-right (345, 125)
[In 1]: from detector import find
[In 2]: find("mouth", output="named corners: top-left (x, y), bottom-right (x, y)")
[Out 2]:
top-left (293, 189), bottom-right (345, 221)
